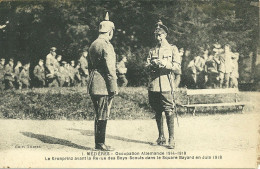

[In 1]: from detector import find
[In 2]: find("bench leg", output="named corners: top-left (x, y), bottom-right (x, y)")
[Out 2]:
top-left (192, 107), bottom-right (196, 116)
top-left (187, 107), bottom-right (189, 115)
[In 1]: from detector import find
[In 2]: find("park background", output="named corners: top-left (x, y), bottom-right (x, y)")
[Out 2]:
top-left (0, 0), bottom-right (259, 88)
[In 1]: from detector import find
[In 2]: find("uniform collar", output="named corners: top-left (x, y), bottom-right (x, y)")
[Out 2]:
top-left (98, 34), bottom-right (110, 43)
top-left (157, 40), bottom-right (170, 48)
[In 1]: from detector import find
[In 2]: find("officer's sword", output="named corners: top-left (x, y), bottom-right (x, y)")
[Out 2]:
top-left (167, 71), bottom-right (179, 127)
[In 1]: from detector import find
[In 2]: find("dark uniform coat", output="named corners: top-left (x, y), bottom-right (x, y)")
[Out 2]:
top-left (88, 34), bottom-right (117, 95)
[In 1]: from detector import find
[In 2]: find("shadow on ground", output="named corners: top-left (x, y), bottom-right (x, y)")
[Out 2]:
top-left (68, 128), bottom-right (153, 145)
top-left (21, 132), bottom-right (92, 150)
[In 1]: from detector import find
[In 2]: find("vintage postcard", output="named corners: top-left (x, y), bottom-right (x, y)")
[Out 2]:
top-left (0, 0), bottom-right (259, 168)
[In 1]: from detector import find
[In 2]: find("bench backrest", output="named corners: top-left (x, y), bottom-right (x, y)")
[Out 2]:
top-left (186, 88), bottom-right (239, 96)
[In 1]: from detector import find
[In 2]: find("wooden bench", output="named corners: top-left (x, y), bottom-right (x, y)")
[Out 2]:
top-left (181, 88), bottom-right (246, 115)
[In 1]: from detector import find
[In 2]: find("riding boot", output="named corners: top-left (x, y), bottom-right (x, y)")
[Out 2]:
top-left (95, 120), bottom-right (114, 151)
top-left (155, 112), bottom-right (166, 145)
top-left (165, 111), bottom-right (175, 149)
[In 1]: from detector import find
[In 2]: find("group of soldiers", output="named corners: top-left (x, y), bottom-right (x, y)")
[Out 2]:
top-left (185, 43), bottom-right (239, 89)
top-left (0, 48), bottom-right (90, 90)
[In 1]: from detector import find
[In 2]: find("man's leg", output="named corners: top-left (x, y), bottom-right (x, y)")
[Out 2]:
top-left (148, 91), bottom-right (165, 145)
top-left (91, 95), bottom-right (114, 151)
top-left (219, 72), bottom-right (224, 88)
top-left (223, 73), bottom-right (230, 88)
top-left (162, 92), bottom-right (175, 149)
top-left (174, 74), bottom-right (181, 88)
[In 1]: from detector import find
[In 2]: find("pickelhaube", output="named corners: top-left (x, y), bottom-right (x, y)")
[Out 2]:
top-left (99, 12), bottom-right (115, 33)
top-left (50, 47), bottom-right (57, 51)
top-left (154, 20), bottom-right (168, 34)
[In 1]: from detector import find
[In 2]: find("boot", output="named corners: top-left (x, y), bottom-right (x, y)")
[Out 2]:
top-left (166, 111), bottom-right (175, 149)
top-left (95, 120), bottom-right (114, 151)
top-left (155, 113), bottom-right (166, 145)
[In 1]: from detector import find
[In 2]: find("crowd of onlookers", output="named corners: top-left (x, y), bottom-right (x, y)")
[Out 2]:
top-left (182, 43), bottom-right (239, 89)
top-left (0, 43), bottom-right (240, 91)
top-left (0, 47), bottom-right (90, 90)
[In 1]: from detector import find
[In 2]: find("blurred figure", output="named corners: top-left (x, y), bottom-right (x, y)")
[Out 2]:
top-left (74, 62), bottom-right (82, 87)
top-left (205, 52), bottom-right (219, 88)
top-left (173, 47), bottom-right (184, 88)
top-left (68, 60), bottom-right (76, 86)
top-left (14, 61), bottom-right (22, 89)
top-left (33, 59), bottom-right (46, 87)
top-left (58, 61), bottom-right (69, 87)
top-left (79, 51), bottom-right (89, 86)
top-left (0, 58), bottom-right (6, 91)
top-left (46, 47), bottom-right (59, 87)
top-left (229, 52), bottom-right (239, 88)
top-left (117, 55), bottom-right (128, 87)
top-left (214, 44), bottom-right (234, 88)
top-left (4, 59), bottom-right (15, 90)
top-left (19, 63), bottom-right (31, 89)
top-left (187, 53), bottom-right (205, 89)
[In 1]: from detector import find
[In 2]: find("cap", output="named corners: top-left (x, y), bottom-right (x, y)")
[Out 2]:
top-left (39, 59), bottom-right (44, 62)
top-left (0, 58), bottom-right (5, 61)
top-left (154, 20), bottom-right (168, 34)
top-left (9, 58), bottom-right (14, 62)
top-left (99, 12), bottom-right (115, 33)
top-left (50, 47), bottom-right (57, 51)
top-left (214, 43), bottom-right (221, 49)
top-left (62, 61), bottom-right (67, 64)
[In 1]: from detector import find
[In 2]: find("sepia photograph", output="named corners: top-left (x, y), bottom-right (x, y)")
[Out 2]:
top-left (0, 0), bottom-right (259, 168)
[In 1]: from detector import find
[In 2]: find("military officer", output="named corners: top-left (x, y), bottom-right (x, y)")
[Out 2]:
top-left (146, 20), bottom-right (180, 149)
top-left (4, 58), bottom-right (15, 90)
top-left (0, 58), bottom-right (5, 90)
top-left (19, 63), bottom-right (31, 89)
top-left (14, 61), bottom-right (22, 89)
top-left (45, 47), bottom-right (59, 87)
top-left (229, 52), bottom-right (239, 88)
top-left (79, 50), bottom-right (89, 86)
top-left (33, 59), bottom-right (46, 87)
top-left (116, 55), bottom-right (128, 87)
top-left (87, 12), bottom-right (117, 151)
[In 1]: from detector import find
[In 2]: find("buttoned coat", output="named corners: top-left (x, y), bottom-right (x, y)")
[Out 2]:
top-left (146, 41), bottom-right (180, 92)
top-left (88, 35), bottom-right (117, 95)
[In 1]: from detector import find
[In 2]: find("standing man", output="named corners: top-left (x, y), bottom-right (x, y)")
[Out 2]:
top-left (214, 44), bottom-right (234, 88)
top-left (4, 58), bottom-right (15, 90)
top-left (14, 61), bottom-right (22, 89)
top-left (0, 58), bottom-right (6, 90)
top-left (146, 20), bottom-right (180, 149)
top-left (33, 59), bottom-right (46, 87)
top-left (79, 50), bottom-right (89, 87)
top-left (87, 12), bottom-right (117, 151)
top-left (19, 63), bottom-right (31, 89)
top-left (116, 55), bottom-right (128, 87)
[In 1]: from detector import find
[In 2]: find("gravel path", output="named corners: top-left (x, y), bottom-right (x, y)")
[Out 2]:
top-left (0, 111), bottom-right (259, 168)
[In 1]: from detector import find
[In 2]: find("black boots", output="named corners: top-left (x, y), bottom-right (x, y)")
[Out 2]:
top-left (155, 113), bottom-right (166, 145)
top-left (165, 112), bottom-right (175, 149)
top-left (94, 120), bottom-right (114, 151)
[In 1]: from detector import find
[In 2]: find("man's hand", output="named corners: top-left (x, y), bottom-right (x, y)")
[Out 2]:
top-left (108, 91), bottom-right (117, 98)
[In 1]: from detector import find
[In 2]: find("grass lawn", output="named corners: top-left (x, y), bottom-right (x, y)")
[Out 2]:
top-left (0, 86), bottom-right (255, 120)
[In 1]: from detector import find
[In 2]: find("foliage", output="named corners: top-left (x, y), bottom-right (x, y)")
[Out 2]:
top-left (0, 0), bottom-right (258, 86)
top-left (0, 87), bottom-right (253, 120)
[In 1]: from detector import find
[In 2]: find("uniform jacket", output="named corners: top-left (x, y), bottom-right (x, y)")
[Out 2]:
top-left (117, 60), bottom-right (127, 75)
top-left (205, 57), bottom-right (218, 74)
top-left (4, 63), bottom-right (14, 81)
top-left (33, 65), bottom-right (45, 80)
top-left (88, 34), bottom-right (117, 95)
top-left (14, 66), bottom-right (22, 81)
top-left (45, 54), bottom-right (57, 74)
top-left (79, 56), bottom-right (89, 76)
top-left (147, 41), bottom-right (180, 92)
top-left (230, 56), bottom-right (239, 78)
top-left (19, 68), bottom-right (30, 84)
top-left (187, 57), bottom-right (205, 74)
top-left (216, 51), bottom-right (234, 73)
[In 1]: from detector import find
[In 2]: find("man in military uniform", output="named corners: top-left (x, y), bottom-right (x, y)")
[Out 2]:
top-left (19, 63), bottom-right (31, 89)
top-left (79, 50), bottom-right (89, 86)
top-left (214, 44), bottom-right (234, 88)
top-left (229, 52), bottom-right (239, 88)
top-left (187, 51), bottom-right (206, 89)
top-left (14, 61), bottom-right (22, 89)
top-left (0, 58), bottom-right (5, 90)
top-left (205, 52), bottom-right (219, 88)
top-left (116, 55), bottom-right (128, 87)
top-left (87, 12), bottom-right (117, 151)
top-left (4, 58), bottom-right (15, 90)
top-left (146, 20), bottom-right (180, 149)
top-left (33, 59), bottom-right (45, 87)
top-left (45, 47), bottom-right (59, 87)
